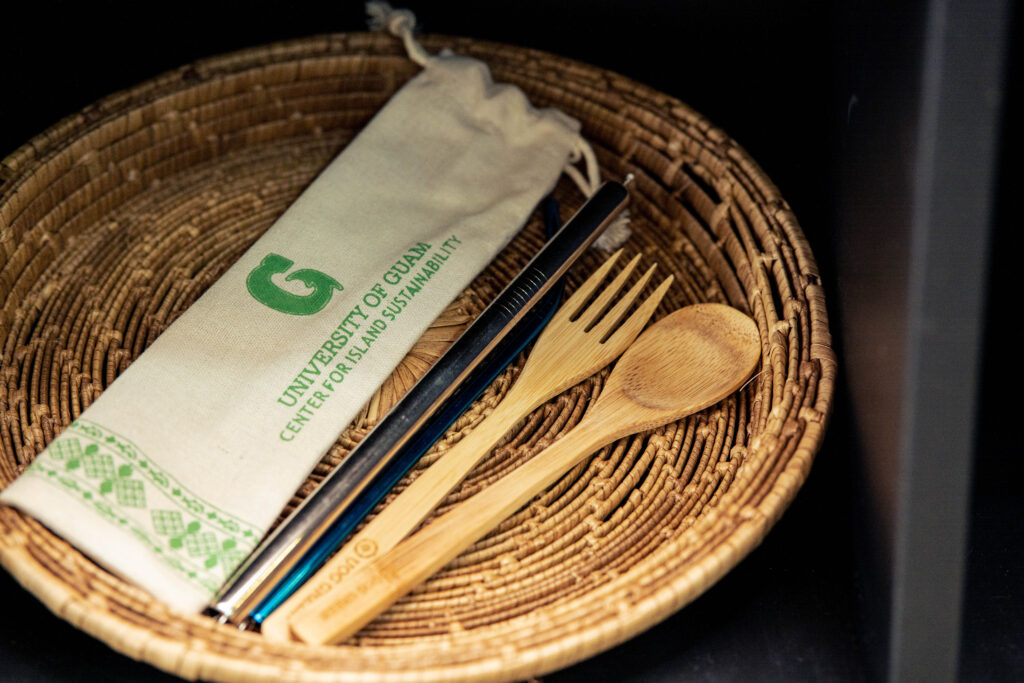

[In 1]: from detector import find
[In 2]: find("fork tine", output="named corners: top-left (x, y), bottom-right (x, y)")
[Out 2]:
top-left (601, 274), bottom-right (674, 350)
top-left (559, 249), bottom-right (623, 321)
top-left (575, 253), bottom-right (643, 330)
top-left (590, 262), bottom-right (657, 339)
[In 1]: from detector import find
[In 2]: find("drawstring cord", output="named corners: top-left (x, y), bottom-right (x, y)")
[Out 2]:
top-left (366, 2), bottom-right (431, 66)
top-left (563, 140), bottom-right (600, 199)
top-left (564, 139), bottom-right (631, 250)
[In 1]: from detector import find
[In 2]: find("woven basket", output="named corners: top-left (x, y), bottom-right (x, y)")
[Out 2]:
top-left (0, 33), bottom-right (835, 682)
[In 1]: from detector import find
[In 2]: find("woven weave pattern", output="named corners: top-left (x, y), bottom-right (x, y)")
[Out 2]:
top-left (0, 34), bottom-right (835, 682)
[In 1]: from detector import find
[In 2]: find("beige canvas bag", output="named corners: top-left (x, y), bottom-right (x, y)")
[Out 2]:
top-left (0, 3), bottom-right (626, 612)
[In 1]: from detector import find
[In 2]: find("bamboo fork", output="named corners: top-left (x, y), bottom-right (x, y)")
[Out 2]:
top-left (261, 251), bottom-right (672, 641)
top-left (290, 304), bottom-right (761, 644)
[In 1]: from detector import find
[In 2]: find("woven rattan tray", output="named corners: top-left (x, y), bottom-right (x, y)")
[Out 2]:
top-left (0, 32), bottom-right (835, 682)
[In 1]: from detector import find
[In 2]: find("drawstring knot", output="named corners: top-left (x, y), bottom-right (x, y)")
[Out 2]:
top-left (366, 1), bottom-right (431, 66)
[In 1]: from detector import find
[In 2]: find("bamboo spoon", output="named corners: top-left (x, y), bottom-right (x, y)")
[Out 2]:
top-left (261, 251), bottom-right (671, 640)
top-left (288, 303), bottom-right (761, 645)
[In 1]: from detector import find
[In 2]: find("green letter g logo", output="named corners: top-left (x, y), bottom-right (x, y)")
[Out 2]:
top-left (246, 253), bottom-right (343, 316)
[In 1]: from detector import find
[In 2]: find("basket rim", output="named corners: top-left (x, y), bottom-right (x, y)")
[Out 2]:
top-left (0, 29), bottom-right (836, 683)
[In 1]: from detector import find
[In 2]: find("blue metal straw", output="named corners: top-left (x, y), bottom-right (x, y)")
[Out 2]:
top-left (247, 198), bottom-right (565, 624)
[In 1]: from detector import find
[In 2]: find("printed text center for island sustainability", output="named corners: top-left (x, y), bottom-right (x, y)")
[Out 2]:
top-left (275, 235), bottom-right (462, 441)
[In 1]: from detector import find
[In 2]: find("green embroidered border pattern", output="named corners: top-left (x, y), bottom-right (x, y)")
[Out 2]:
top-left (25, 419), bottom-right (260, 596)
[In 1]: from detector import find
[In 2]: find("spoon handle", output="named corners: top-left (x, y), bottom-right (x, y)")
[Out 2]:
top-left (288, 420), bottom-right (609, 645)
top-left (260, 390), bottom-right (544, 640)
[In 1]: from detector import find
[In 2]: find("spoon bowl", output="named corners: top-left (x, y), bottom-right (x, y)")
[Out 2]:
top-left (583, 303), bottom-right (762, 439)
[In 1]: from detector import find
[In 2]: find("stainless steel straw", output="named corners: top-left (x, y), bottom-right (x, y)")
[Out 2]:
top-left (208, 181), bottom-right (629, 624)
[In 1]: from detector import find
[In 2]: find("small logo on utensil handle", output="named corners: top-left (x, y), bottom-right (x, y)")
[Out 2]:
top-left (353, 539), bottom-right (378, 558)
top-left (246, 253), bottom-right (343, 316)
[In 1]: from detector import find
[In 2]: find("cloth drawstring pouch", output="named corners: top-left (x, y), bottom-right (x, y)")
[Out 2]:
top-left (0, 2), bottom-right (628, 613)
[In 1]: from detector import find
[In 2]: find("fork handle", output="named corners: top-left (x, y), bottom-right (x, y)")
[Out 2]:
top-left (260, 389), bottom-right (544, 640)
top-left (288, 420), bottom-right (608, 645)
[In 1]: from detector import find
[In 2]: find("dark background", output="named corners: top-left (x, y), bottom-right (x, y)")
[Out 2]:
top-left (0, 1), bottom-right (1017, 681)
